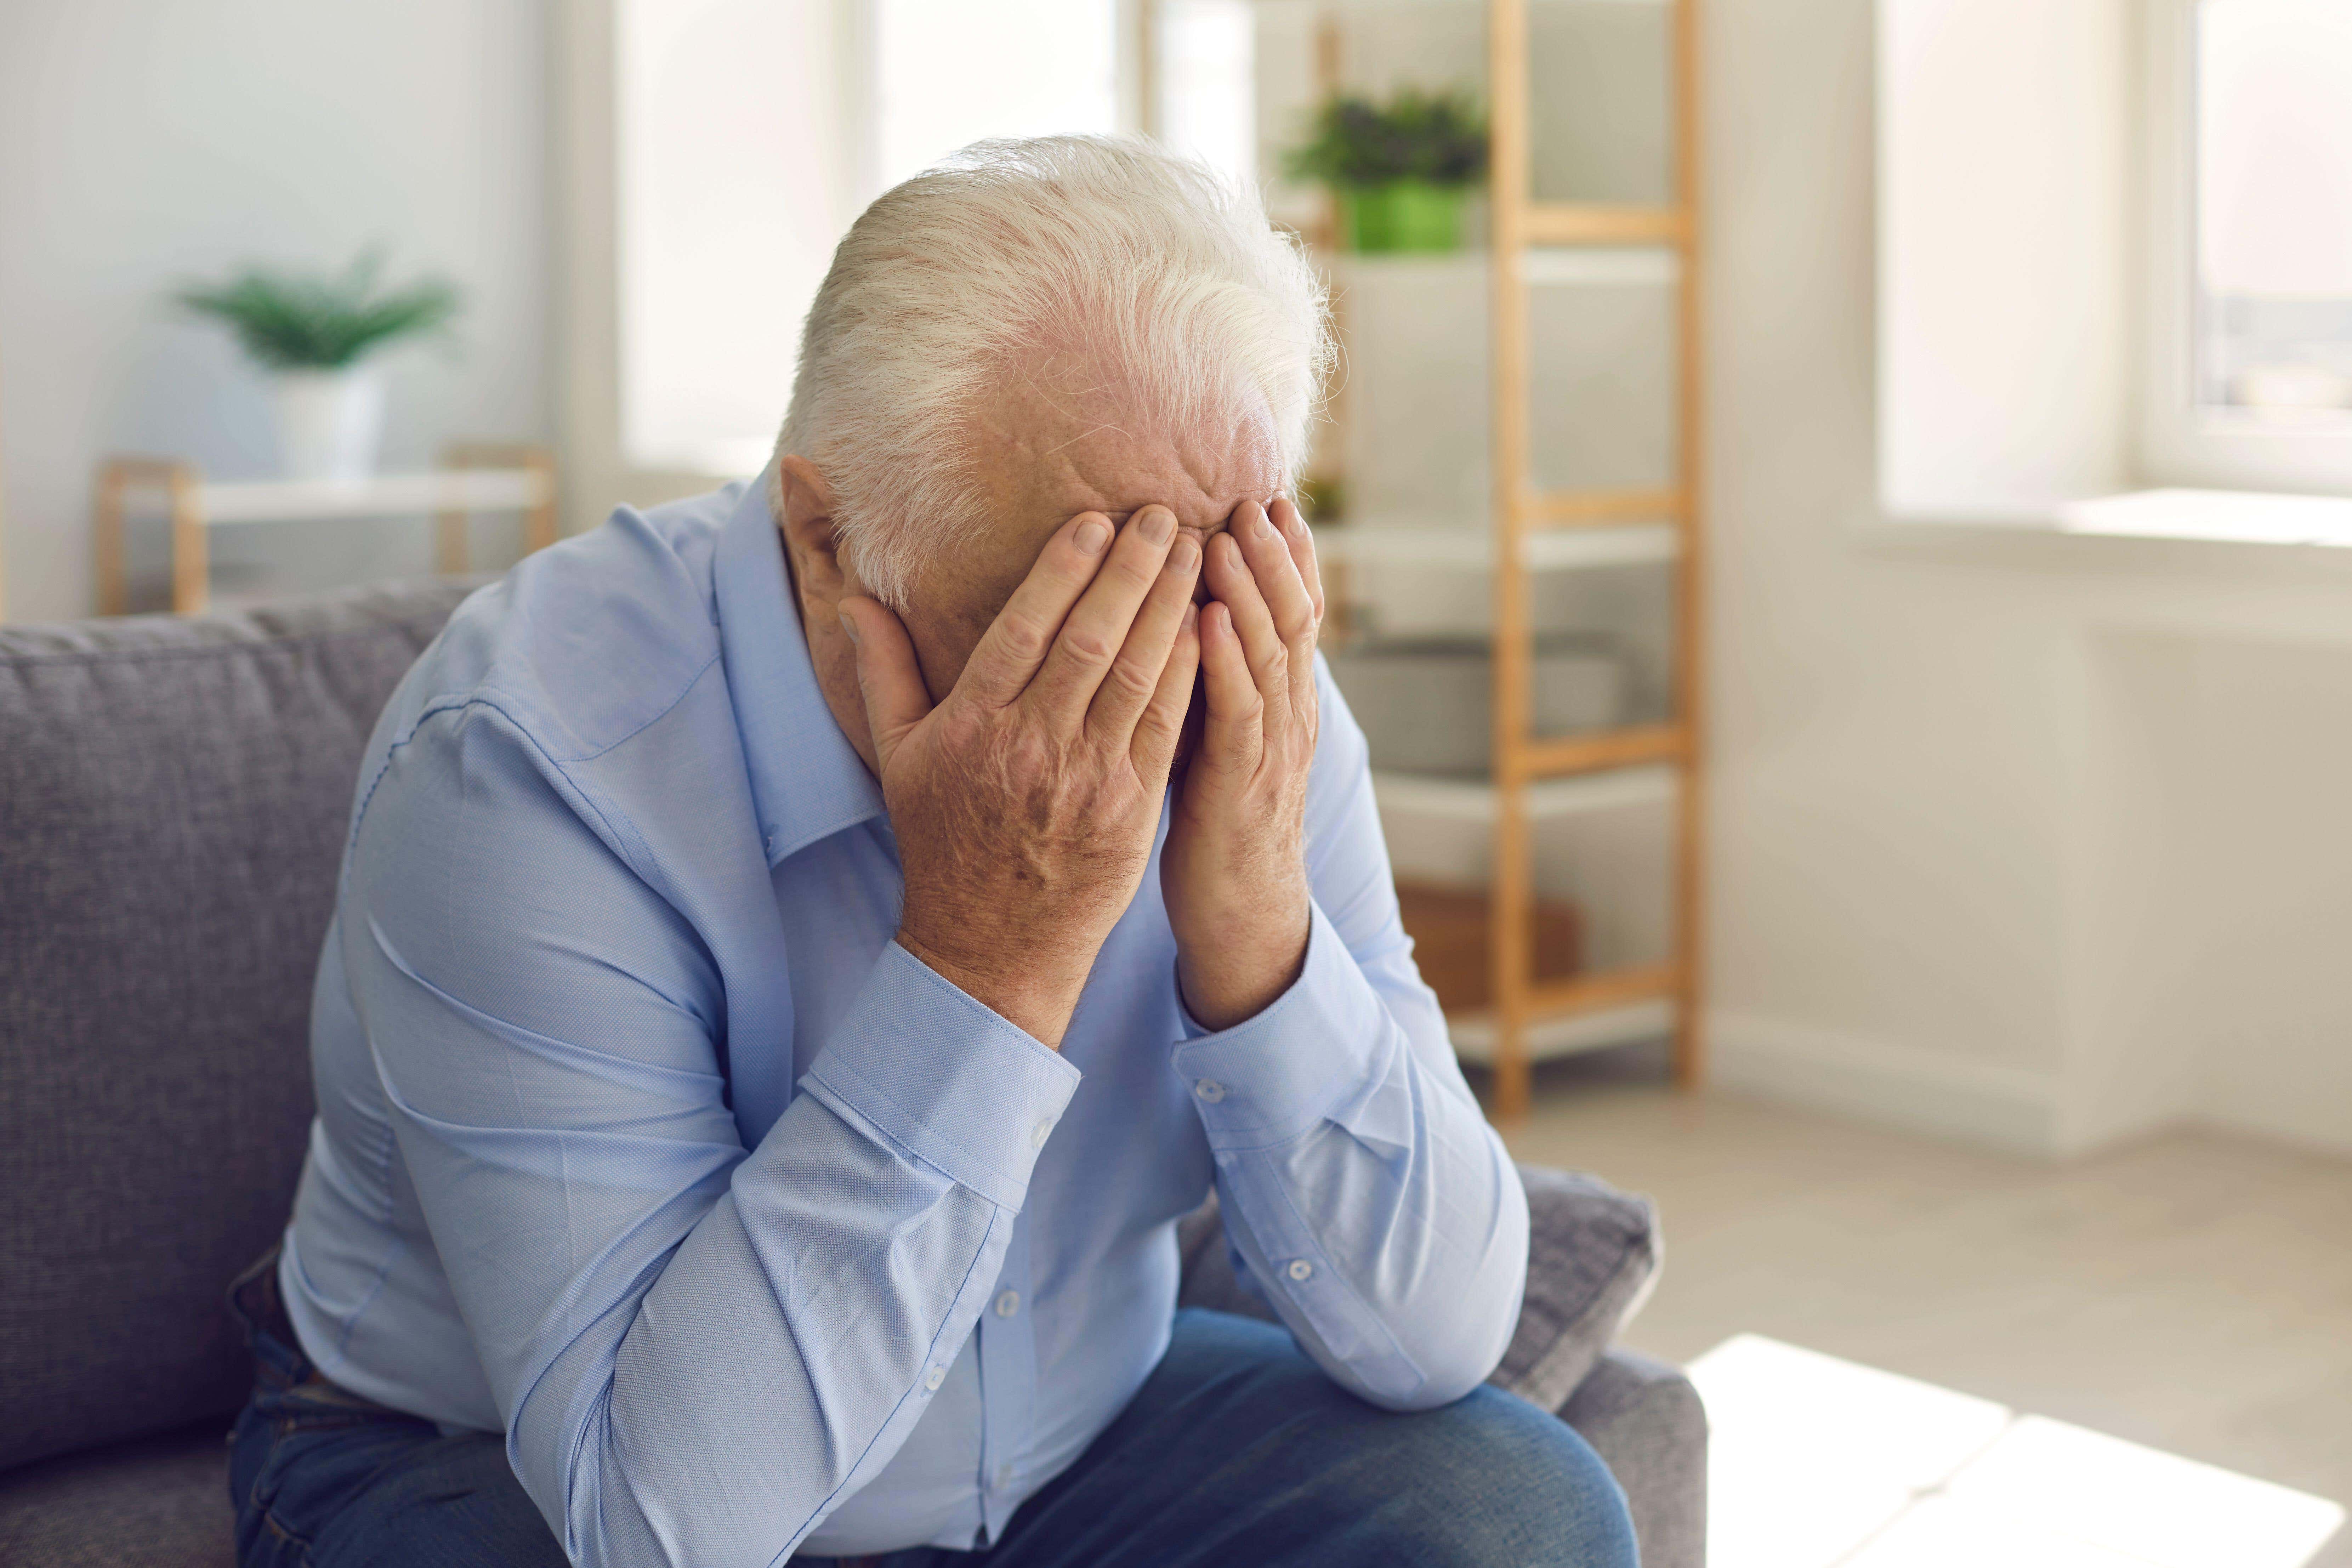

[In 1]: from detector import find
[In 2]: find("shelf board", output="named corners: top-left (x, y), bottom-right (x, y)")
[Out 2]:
top-left (1524, 246), bottom-right (1682, 287)
top-left (1331, 246), bottom-right (1680, 288)
top-left (1453, 964), bottom-right (1681, 1064)
top-left (1528, 962), bottom-right (1683, 1018)
top-left (1526, 487), bottom-right (1685, 527)
top-left (1521, 723), bottom-right (1687, 777)
top-left (1373, 765), bottom-right (1678, 822)
top-left (1449, 990), bottom-right (1677, 1065)
top-left (114, 470), bottom-right (551, 526)
top-left (1250, 0), bottom-right (1668, 12)
top-left (1524, 203), bottom-right (1689, 248)
top-left (1313, 521), bottom-right (1677, 570)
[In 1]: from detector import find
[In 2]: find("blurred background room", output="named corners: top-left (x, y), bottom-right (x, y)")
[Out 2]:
top-left (2, 1), bottom-right (2349, 1564)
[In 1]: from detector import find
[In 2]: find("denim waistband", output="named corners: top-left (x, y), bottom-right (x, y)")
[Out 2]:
top-left (227, 1242), bottom-right (390, 1413)
top-left (226, 1243), bottom-right (313, 1392)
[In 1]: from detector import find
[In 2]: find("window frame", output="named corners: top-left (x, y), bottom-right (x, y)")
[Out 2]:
top-left (2137, 0), bottom-right (2352, 496)
top-left (554, 0), bottom-right (1151, 536)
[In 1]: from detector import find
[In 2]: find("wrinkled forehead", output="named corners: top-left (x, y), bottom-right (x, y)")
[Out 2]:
top-left (904, 369), bottom-right (1284, 639)
top-left (972, 367), bottom-right (1286, 544)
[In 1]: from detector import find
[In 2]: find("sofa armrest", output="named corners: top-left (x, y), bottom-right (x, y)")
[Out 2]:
top-left (1560, 1348), bottom-right (1708, 1568)
top-left (1176, 1165), bottom-right (1660, 1411)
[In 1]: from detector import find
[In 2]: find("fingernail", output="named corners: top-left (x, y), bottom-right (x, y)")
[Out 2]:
top-left (836, 608), bottom-right (860, 644)
top-left (1141, 507), bottom-right (1175, 545)
top-left (1170, 536), bottom-right (1200, 574)
top-left (1253, 509), bottom-right (1275, 541)
top-left (1183, 601), bottom-right (1200, 631)
top-left (1284, 503), bottom-right (1308, 538)
top-left (1075, 517), bottom-right (1110, 553)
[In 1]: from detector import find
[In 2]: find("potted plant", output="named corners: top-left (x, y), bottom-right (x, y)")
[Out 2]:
top-left (177, 252), bottom-right (460, 482)
top-left (1284, 87), bottom-right (1490, 254)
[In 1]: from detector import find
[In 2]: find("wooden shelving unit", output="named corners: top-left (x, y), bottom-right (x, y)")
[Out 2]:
top-left (1148, 0), bottom-right (1705, 1118)
top-left (1483, 0), bottom-right (1705, 1118)
top-left (93, 443), bottom-right (556, 616)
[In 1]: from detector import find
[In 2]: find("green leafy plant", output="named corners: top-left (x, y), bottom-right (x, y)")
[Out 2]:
top-left (1283, 87), bottom-right (1490, 191)
top-left (176, 250), bottom-right (461, 371)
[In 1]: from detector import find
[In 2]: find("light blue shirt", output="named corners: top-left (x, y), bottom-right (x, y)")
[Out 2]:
top-left (279, 474), bottom-right (1528, 1567)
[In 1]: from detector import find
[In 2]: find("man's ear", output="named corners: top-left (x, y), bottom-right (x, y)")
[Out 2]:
top-left (776, 455), bottom-right (849, 609)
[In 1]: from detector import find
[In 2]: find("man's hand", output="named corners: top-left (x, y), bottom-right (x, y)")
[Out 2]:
top-left (837, 508), bottom-right (1201, 1048)
top-left (1163, 496), bottom-right (1323, 1032)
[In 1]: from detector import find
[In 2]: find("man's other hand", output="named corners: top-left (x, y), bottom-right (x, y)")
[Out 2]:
top-left (1163, 496), bottom-right (1321, 1032)
top-left (837, 506), bottom-right (1201, 1048)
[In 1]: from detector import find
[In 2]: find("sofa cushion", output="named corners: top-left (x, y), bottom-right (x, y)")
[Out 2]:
top-left (1562, 1348), bottom-right (1709, 1568)
top-left (1175, 1162), bottom-right (1660, 1413)
top-left (1497, 1164), bottom-right (1664, 1409)
top-left (0, 580), bottom-right (477, 1474)
top-left (0, 1420), bottom-right (235, 1568)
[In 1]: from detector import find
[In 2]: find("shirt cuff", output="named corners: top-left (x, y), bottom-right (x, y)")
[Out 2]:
top-left (801, 941), bottom-right (1081, 1211)
top-left (1169, 900), bottom-right (1385, 1149)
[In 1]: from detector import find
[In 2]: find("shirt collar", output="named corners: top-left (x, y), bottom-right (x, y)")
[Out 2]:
top-left (714, 466), bottom-right (885, 867)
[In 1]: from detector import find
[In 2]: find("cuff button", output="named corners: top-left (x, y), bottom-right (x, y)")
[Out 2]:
top-left (1287, 1259), bottom-right (1314, 1282)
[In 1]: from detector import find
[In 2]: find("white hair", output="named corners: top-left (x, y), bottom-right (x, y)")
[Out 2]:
top-left (773, 134), bottom-right (1333, 608)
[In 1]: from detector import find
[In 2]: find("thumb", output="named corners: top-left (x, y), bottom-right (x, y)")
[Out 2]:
top-left (837, 596), bottom-right (932, 774)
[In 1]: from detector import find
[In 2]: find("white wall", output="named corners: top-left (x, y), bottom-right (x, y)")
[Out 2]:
top-left (1877, 0), bottom-right (2133, 519)
top-left (1706, 0), bottom-right (2352, 1157)
top-left (0, 0), bottom-right (550, 623)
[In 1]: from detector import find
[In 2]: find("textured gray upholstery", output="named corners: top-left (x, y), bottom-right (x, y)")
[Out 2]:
top-left (0, 581), bottom-right (479, 1473)
top-left (1498, 1165), bottom-right (1663, 1410)
top-left (0, 1423), bottom-right (236, 1568)
top-left (1566, 1349), bottom-right (1710, 1568)
top-left (0, 578), bottom-right (1705, 1568)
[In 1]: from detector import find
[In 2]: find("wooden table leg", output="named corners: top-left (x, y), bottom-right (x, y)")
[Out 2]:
top-left (435, 507), bottom-right (471, 574)
top-left (442, 441), bottom-right (558, 565)
top-left (95, 456), bottom-right (203, 615)
top-left (95, 461), bottom-right (130, 616)
top-left (522, 448), bottom-right (557, 555)
top-left (169, 467), bottom-right (207, 615)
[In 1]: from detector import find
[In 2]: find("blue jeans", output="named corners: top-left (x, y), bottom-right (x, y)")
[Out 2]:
top-left (230, 1266), bottom-right (1635, 1568)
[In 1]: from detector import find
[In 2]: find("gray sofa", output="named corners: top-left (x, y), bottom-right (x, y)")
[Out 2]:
top-left (0, 579), bottom-right (1704, 1567)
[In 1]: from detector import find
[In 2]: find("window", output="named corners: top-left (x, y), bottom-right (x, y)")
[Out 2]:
top-left (2141, 0), bottom-right (2352, 499)
top-left (1153, 0), bottom-right (1257, 195)
top-left (2191, 0), bottom-right (2352, 426)
top-left (1876, 0), bottom-right (2352, 533)
top-left (603, 0), bottom-right (1130, 482)
top-left (871, 0), bottom-right (1120, 197)
top-left (615, 0), bottom-right (858, 477)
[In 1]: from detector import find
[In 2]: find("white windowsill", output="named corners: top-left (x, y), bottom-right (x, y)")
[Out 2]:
top-left (2054, 488), bottom-right (2352, 546)
top-left (1854, 487), bottom-right (2352, 581)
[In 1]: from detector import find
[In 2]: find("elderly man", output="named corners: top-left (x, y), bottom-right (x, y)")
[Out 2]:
top-left (225, 137), bottom-right (1636, 1568)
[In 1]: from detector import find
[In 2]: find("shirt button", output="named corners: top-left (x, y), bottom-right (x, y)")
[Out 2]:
top-left (1030, 1119), bottom-right (1052, 1149)
top-left (1194, 1079), bottom-right (1226, 1103)
top-left (994, 1289), bottom-right (1020, 1318)
top-left (1287, 1259), bottom-right (1314, 1282)
top-left (923, 1366), bottom-right (946, 1391)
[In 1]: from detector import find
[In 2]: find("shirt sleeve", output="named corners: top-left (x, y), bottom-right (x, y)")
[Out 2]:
top-left (1169, 659), bottom-right (1529, 1411)
top-left (344, 702), bottom-right (1075, 1568)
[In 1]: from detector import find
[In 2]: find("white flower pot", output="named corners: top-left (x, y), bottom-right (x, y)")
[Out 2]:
top-left (273, 367), bottom-right (386, 481)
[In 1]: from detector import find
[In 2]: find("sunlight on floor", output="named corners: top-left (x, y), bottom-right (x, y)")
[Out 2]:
top-left (1688, 1335), bottom-right (2347, 1568)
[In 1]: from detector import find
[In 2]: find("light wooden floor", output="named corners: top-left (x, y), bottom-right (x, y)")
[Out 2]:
top-left (1496, 1058), bottom-right (2352, 1567)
